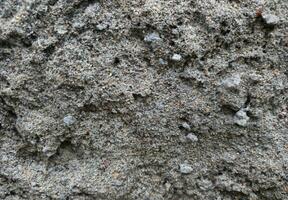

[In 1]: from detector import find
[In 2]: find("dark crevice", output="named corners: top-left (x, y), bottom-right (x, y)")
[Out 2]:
top-left (55, 139), bottom-right (75, 156)
top-left (43, 44), bottom-right (56, 57)
top-left (0, 38), bottom-right (17, 48)
top-left (243, 93), bottom-right (251, 108)
top-left (114, 57), bottom-right (121, 65)
top-left (132, 93), bottom-right (147, 102)
top-left (0, 32), bottom-right (33, 49)
top-left (221, 105), bottom-right (237, 115)
top-left (0, 96), bottom-right (17, 119)
top-left (16, 144), bottom-right (43, 161)
top-left (80, 103), bottom-right (99, 113)
top-left (0, 49), bottom-right (12, 60)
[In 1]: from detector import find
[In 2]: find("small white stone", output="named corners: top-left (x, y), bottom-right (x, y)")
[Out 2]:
top-left (222, 74), bottom-right (241, 89)
top-left (144, 32), bottom-right (161, 43)
top-left (248, 73), bottom-right (263, 83)
top-left (165, 182), bottom-right (171, 191)
top-left (171, 54), bottom-right (182, 61)
top-left (31, 182), bottom-right (37, 187)
top-left (112, 180), bottom-right (123, 186)
top-left (159, 58), bottom-right (167, 65)
top-left (262, 14), bottom-right (279, 26)
top-left (63, 115), bottom-right (76, 126)
top-left (234, 109), bottom-right (249, 127)
top-left (179, 163), bottom-right (193, 174)
top-left (96, 23), bottom-right (108, 31)
top-left (172, 28), bottom-right (179, 35)
top-left (55, 25), bottom-right (67, 35)
top-left (182, 122), bottom-right (191, 131)
top-left (42, 146), bottom-right (56, 157)
top-left (72, 19), bottom-right (85, 29)
top-left (85, 3), bottom-right (100, 17)
top-left (186, 133), bottom-right (198, 142)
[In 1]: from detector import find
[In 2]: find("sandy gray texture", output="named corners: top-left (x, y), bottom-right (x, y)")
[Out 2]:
top-left (0, 0), bottom-right (288, 199)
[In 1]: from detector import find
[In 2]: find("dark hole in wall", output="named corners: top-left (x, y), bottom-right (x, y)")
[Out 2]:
top-left (114, 57), bottom-right (120, 65)
top-left (43, 44), bottom-right (56, 57)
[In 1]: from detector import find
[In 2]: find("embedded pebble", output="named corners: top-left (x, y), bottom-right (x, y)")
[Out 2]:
top-left (171, 54), bottom-right (182, 61)
top-left (165, 182), bottom-right (171, 191)
top-left (234, 109), bottom-right (249, 127)
top-left (96, 23), bottom-right (108, 31)
top-left (181, 122), bottom-right (191, 131)
top-left (186, 133), bottom-right (198, 142)
top-left (159, 58), bottom-right (167, 65)
top-left (55, 25), bottom-right (68, 35)
top-left (144, 32), bottom-right (161, 43)
top-left (72, 19), bottom-right (85, 29)
top-left (179, 163), bottom-right (193, 174)
top-left (63, 115), bottom-right (76, 126)
top-left (222, 74), bottom-right (241, 89)
top-left (85, 3), bottom-right (101, 17)
top-left (262, 14), bottom-right (279, 26)
top-left (248, 73), bottom-right (263, 83)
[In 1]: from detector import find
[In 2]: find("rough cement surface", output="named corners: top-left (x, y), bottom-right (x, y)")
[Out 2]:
top-left (0, 0), bottom-right (288, 199)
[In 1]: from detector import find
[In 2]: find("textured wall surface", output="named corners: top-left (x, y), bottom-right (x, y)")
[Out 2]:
top-left (0, 0), bottom-right (287, 199)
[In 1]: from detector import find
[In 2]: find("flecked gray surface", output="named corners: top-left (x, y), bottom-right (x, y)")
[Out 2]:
top-left (0, 0), bottom-right (288, 199)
